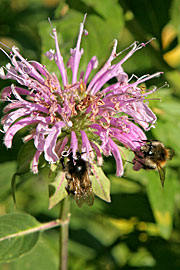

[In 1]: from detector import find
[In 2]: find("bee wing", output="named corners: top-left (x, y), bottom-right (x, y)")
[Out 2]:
top-left (71, 176), bottom-right (84, 208)
top-left (74, 194), bottom-right (84, 208)
top-left (73, 171), bottom-right (94, 208)
top-left (83, 191), bottom-right (94, 206)
top-left (167, 148), bottom-right (175, 160)
top-left (74, 190), bottom-right (94, 207)
top-left (157, 165), bottom-right (166, 187)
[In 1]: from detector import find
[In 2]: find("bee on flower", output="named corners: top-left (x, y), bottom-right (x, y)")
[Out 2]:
top-left (0, 15), bottom-right (162, 205)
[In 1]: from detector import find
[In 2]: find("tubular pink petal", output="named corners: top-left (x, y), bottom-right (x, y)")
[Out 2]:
top-left (34, 123), bottom-right (48, 151)
top-left (4, 116), bottom-right (46, 148)
top-left (12, 46), bottom-right (45, 83)
top-left (71, 131), bottom-right (78, 159)
top-left (3, 101), bottom-right (27, 113)
top-left (52, 28), bottom-right (68, 87)
top-left (124, 102), bottom-right (157, 130)
top-left (87, 39), bottom-right (118, 93)
top-left (29, 61), bottom-right (49, 77)
top-left (90, 141), bottom-right (103, 166)
top-left (44, 121), bottom-right (65, 162)
top-left (102, 82), bottom-right (121, 94)
top-left (12, 86), bottom-right (34, 96)
top-left (3, 100), bottom-right (49, 114)
top-left (56, 136), bottom-right (69, 157)
top-left (110, 126), bottom-right (146, 151)
top-left (84, 56), bottom-right (98, 84)
top-left (11, 84), bottom-right (25, 101)
top-left (79, 71), bottom-right (84, 81)
top-left (71, 14), bottom-right (87, 84)
top-left (31, 150), bottom-right (42, 174)
top-left (109, 138), bottom-right (124, 177)
top-left (91, 65), bottom-right (124, 95)
top-left (3, 108), bottom-right (32, 132)
top-left (80, 130), bottom-right (93, 159)
top-left (1, 86), bottom-right (12, 99)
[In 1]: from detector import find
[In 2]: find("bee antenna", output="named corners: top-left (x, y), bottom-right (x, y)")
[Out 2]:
top-left (125, 160), bottom-right (134, 165)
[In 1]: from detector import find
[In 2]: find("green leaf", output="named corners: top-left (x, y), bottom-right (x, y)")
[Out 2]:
top-left (0, 212), bottom-right (39, 262)
top-left (11, 141), bottom-right (37, 203)
top-left (90, 164), bottom-right (111, 203)
top-left (49, 170), bottom-right (67, 209)
top-left (146, 170), bottom-right (177, 239)
top-left (0, 161), bottom-right (17, 201)
top-left (81, 0), bottom-right (123, 21)
top-left (16, 140), bottom-right (37, 175)
top-left (150, 93), bottom-right (180, 164)
top-left (11, 173), bottom-right (18, 204)
top-left (4, 232), bottom-right (59, 270)
top-left (166, 71), bottom-right (180, 93)
top-left (109, 174), bottom-right (142, 194)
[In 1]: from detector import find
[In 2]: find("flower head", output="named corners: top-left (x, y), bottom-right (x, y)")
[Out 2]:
top-left (1, 15), bottom-right (161, 176)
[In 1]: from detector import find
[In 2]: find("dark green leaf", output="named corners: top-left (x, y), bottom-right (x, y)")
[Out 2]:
top-left (124, 0), bottom-right (172, 43)
top-left (0, 212), bottom-right (39, 262)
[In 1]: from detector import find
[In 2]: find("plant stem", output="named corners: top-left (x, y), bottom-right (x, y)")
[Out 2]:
top-left (59, 196), bottom-right (70, 270)
top-left (0, 219), bottom-right (68, 242)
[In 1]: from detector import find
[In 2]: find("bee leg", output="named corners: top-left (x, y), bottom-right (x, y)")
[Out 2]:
top-left (133, 158), bottom-right (147, 169)
top-left (65, 185), bottom-right (70, 194)
top-left (87, 162), bottom-right (93, 175)
top-left (134, 158), bottom-right (155, 170)
top-left (60, 157), bottom-right (66, 170)
top-left (126, 158), bottom-right (148, 168)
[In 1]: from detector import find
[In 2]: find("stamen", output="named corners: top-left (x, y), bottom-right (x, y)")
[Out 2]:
top-left (0, 47), bottom-right (11, 60)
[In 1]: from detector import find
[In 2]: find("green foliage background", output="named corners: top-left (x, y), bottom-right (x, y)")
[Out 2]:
top-left (0, 0), bottom-right (180, 269)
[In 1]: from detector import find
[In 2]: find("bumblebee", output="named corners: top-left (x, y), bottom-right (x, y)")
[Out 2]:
top-left (133, 140), bottom-right (175, 187)
top-left (61, 152), bottom-right (94, 207)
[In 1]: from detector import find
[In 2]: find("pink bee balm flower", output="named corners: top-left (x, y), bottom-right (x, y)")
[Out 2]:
top-left (0, 14), bottom-right (161, 176)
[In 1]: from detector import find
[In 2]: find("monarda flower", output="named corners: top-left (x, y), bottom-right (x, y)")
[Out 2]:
top-left (0, 15), bottom-right (161, 205)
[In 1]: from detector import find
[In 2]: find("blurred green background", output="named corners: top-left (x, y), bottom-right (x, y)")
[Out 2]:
top-left (0, 0), bottom-right (180, 269)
